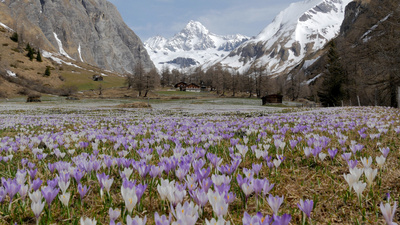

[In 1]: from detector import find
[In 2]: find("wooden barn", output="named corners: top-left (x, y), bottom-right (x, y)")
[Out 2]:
top-left (262, 94), bottom-right (283, 105)
top-left (174, 82), bottom-right (187, 91)
top-left (186, 83), bottom-right (201, 92)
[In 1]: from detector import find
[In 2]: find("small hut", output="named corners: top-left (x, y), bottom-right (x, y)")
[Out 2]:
top-left (92, 75), bottom-right (103, 81)
top-left (27, 96), bottom-right (41, 103)
top-left (262, 94), bottom-right (283, 105)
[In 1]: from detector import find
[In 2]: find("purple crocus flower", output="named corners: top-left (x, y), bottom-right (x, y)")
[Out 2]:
top-left (341, 153), bottom-right (352, 162)
top-left (96, 173), bottom-right (108, 190)
top-left (73, 169), bottom-right (85, 184)
top-left (328, 148), bottom-right (338, 160)
top-left (297, 199), bottom-right (314, 218)
top-left (347, 160), bottom-right (358, 169)
top-left (199, 178), bottom-right (212, 192)
top-left (47, 178), bottom-right (58, 189)
top-left (109, 207), bottom-right (121, 222)
top-left (28, 162), bottom-right (36, 170)
top-left (150, 165), bottom-right (164, 178)
top-left (272, 214), bottom-right (291, 225)
top-left (252, 163), bottom-right (262, 176)
top-left (236, 174), bottom-right (248, 188)
top-left (252, 178), bottom-right (265, 196)
top-left (154, 212), bottom-right (171, 225)
top-left (380, 147), bottom-right (390, 158)
top-left (289, 139), bottom-right (298, 149)
top-left (48, 163), bottom-right (56, 173)
top-left (310, 146), bottom-right (322, 157)
top-left (21, 158), bottom-right (28, 167)
top-left (0, 187), bottom-right (6, 203)
top-left (196, 167), bottom-right (211, 180)
top-left (77, 183), bottom-right (90, 201)
top-left (224, 191), bottom-right (236, 204)
top-left (243, 211), bottom-right (272, 225)
top-left (3, 178), bottom-right (21, 203)
top-left (31, 178), bottom-right (43, 191)
top-left (215, 183), bottom-right (231, 195)
top-left (262, 180), bottom-right (275, 197)
top-left (41, 186), bottom-right (59, 208)
top-left (135, 183), bottom-right (147, 202)
top-left (189, 188), bottom-right (208, 207)
top-left (28, 168), bottom-right (38, 181)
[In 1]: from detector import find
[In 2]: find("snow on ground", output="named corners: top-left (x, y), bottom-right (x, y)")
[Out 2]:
top-left (6, 70), bottom-right (16, 77)
top-left (42, 50), bottom-right (82, 69)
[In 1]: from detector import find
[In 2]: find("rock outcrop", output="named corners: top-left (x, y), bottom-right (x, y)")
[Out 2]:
top-left (0, 0), bottom-right (154, 73)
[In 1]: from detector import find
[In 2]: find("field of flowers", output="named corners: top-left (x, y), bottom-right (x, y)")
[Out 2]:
top-left (0, 105), bottom-right (399, 225)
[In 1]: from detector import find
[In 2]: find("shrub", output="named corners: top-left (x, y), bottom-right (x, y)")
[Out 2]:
top-left (10, 32), bottom-right (18, 42)
top-left (44, 66), bottom-right (51, 77)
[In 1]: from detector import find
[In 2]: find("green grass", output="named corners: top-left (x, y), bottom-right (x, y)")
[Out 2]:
top-left (61, 71), bottom-right (126, 91)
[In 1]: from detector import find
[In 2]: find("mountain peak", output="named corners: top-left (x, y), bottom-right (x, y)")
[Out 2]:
top-left (181, 20), bottom-right (210, 37)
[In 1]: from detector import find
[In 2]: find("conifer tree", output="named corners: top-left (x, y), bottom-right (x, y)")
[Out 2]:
top-left (26, 43), bottom-right (34, 61)
top-left (36, 50), bottom-right (42, 62)
top-left (44, 66), bottom-right (51, 77)
top-left (318, 41), bottom-right (348, 107)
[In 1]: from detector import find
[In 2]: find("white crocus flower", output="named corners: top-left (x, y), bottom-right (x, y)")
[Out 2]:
top-left (343, 173), bottom-right (358, 190)
top-left (361, 156), bottom-right (373, 169)
top-left (59, 192), bottom-right (71, 207)
top-left (318, 152), bottom-right (327, 161)
top-left (376, 155), bottom-right (386, 169)
top-left (364, 168), bottom-right (378, 187)
top-left (353, 181), bottom-right (367, 199)
top-left (80, 217), bottom-right (97, 225)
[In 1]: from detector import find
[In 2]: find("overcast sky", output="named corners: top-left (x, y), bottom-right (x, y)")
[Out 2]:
top-left (108, 0), bottom-right (300, 41)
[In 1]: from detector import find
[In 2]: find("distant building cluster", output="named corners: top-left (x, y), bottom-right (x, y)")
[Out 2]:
top-left (174, 82), bottom-right (207, 92)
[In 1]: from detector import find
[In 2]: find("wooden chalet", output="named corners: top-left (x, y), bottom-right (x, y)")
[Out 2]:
top-left (262, 94), bottom-right (283, 105)
top-left (174, 82), bottom-right (188, 91)
top-left (186, 83), bottom-right (201, 92)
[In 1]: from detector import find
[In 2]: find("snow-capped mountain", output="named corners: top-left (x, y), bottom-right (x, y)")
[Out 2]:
top-left (214, 0), bottom-right (353, 76)
top-left (144, 21), bottom-right (249, 71)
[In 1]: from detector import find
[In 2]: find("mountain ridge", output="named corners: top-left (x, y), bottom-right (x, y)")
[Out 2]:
top-left (144, 20), bottom-right (249, 71)
top-left (0, 0), bottom-right (154, 74)
top-left (216, 0), bottom-right (353, 76)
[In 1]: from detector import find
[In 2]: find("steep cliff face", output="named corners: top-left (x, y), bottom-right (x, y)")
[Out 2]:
top-left (0, 0), bottom-right (154, 73)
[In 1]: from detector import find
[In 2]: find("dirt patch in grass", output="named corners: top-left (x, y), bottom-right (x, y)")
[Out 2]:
top-left (115, 102), bottom-right (151, 108)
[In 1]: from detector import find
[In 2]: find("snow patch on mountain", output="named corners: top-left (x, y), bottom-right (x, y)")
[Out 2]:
top-left (78, 44), bottom-right (84, 62)
top-left (53, 32), bottom-right (73, 60)
top-left (145, 20), bottom-right (249, 71)
top-left (0, 22), bottom-right (13, 32)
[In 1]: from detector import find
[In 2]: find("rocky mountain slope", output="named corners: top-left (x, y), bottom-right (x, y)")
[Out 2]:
top-left (215, 0), bottom-right (352, 76)
top-left (0, 0), bottom-right (154, 74)
top-left (144, 20), bottom-right (249, 71)
top-left (298, 0), bottom-right (400, 106)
